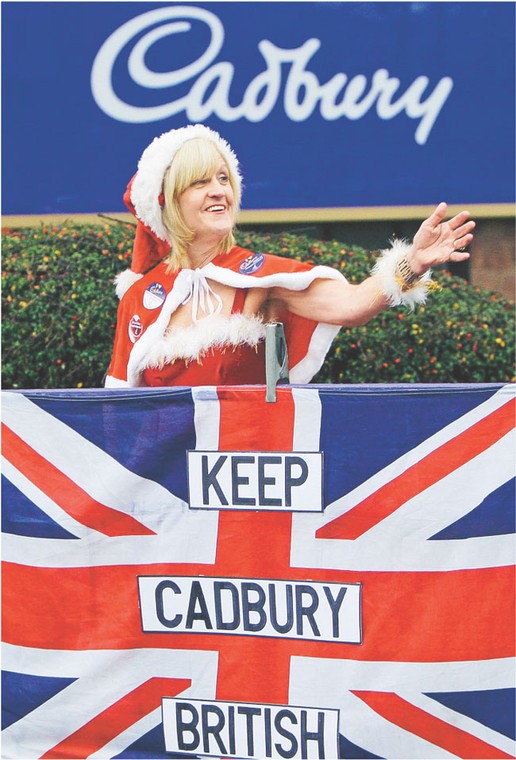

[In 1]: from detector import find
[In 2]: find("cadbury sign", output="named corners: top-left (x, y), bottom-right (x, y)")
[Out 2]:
top-left (91, 5), bottom-right (452, 145)
top-left (3, 3), bottom-right (513, 215)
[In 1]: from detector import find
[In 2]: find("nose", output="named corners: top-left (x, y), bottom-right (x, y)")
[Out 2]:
top-left (207, 177), bottom-right (225, 196)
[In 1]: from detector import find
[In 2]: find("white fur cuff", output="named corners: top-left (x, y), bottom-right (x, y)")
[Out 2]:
top-left (371, 240), bottom-right (433, 310)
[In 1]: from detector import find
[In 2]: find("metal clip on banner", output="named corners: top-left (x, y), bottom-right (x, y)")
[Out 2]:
top-left (265, 322), bottom-right (290, 403)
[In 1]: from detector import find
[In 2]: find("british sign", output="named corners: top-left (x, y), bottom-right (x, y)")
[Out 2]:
top-left (162, 698), bottom-right (341, 759)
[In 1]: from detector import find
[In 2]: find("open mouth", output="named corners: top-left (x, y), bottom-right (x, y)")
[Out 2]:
top-left (206, 205), bottom-right (226, 213)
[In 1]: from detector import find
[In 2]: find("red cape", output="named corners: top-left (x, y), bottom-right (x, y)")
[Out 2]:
top-left (106, 247), bottom-right (345, 387)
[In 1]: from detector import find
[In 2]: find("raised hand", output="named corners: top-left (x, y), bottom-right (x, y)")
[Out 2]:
top-left (408, 202), bottom-right (475, 274)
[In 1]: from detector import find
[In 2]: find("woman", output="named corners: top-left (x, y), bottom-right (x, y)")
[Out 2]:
top-left (106, 124), bottom-right (474, 387)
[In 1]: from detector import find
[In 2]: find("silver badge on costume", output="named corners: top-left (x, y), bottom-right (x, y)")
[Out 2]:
top-left (239, 253), bottom-right (265, 274)
top-left (128, 314), bottom-right (143, 343)
top-left (143, 282), bottom-right (166, 310)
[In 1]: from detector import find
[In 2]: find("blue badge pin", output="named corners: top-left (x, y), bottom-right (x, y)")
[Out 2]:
top-left (143, 282), bottom-right (166, 310)
top-left (239, 253), bottom-right (265, 274)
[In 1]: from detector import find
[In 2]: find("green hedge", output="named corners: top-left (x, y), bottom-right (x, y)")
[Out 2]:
top-left (2, 222), bottom-right (514, 389)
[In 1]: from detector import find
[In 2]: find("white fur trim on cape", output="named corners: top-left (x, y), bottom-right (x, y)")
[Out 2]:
top-left (289, 322), bottom-right (341, 384)
top-left (203, 263), bottom-right (345, 383)
top-left (126, 264), bottom-right (347, 387)
top-left (130, 124), bottom-right (242, 244)
top-left (145, 313), bottom-right (266, 367)
top-left (371, 239), bottom-right (433, 310)
top-left (203, 262), bottom-right (345, 292)
top-left (105, 375), bottom-right (130, 388)
top-left (115, 269), bottom-right (144, 300)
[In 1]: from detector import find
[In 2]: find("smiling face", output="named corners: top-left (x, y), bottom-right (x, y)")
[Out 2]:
top-left (161, 137), bottom-right (241, 268)
top-left (177, 162), bottom-right (235, 247)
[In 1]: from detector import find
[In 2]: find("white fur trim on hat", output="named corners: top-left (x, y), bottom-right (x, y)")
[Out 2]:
top-left (130, 124), bottom-right (242, 244)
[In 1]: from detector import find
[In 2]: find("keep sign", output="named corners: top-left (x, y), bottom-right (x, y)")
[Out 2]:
top-left (188, 451), bottom-right (323, 512)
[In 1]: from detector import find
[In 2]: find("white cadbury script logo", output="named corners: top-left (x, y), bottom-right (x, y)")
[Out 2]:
top-left (91, 5), bottom-right (453, 145)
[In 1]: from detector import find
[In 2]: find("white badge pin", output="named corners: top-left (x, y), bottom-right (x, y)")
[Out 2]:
top-left (128, 314), bottom-right (143, 343)
top-left (143, 282), bottom-right (166, 310)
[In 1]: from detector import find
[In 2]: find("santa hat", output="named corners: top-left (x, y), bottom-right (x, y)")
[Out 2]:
top-left (120, 124), bottom-right (242, 288)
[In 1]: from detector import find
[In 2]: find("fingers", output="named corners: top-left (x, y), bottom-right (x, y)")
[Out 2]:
top-left (448, 209), bottom-right (472, 230)
top-left (452, 220), bottom-right (475, 252)
top-left (450, 249), bottom-right (471, 262)
top-left (427, 203), bottom-right (474, 234)
top-left (454, 234), bottom-right (474, 248)
top-left (453, 219), bottom-right (476, 241)
top-left (426, 201), bottom-right (448, 227)
top-left (452, 231), bottom-right (474, 251)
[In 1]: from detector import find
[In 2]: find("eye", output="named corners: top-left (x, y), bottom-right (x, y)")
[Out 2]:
top-left (192, 178), bottom-right (209, 187)
top-left (218, 173), bottom-right (230, 184)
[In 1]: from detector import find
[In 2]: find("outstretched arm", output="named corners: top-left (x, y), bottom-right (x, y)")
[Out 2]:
top-left (269, 203), bottom-right (475, 326)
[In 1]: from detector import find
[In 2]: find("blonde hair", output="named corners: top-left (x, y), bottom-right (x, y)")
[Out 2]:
top-left (161, 137), bottom-right (241, 270)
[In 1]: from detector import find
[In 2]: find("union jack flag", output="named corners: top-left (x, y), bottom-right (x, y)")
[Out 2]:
top-left (2, 383), bottom-right (515, 759)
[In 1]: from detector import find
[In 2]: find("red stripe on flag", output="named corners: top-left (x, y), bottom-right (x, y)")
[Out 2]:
top-left (317, 397), bottom-right (515, 540)
top-left (214, 385), bottom-right (295, 579)
top-left (40, 677), bottom-right (190, 759)
top-left (1, 423), bottom-right (155, 537)
top-left (214, 386), bottom-right (295, 704)
top-left (352, 691), bottom-right (515, 759)
top-left (214, 387), bottom-right (296, 575)
top-left (216, 386), bottom-right (295, 451)
top-left (4, 562), bottom-right (513, 662)
top-left (216, 638), bottom-right (291, 705)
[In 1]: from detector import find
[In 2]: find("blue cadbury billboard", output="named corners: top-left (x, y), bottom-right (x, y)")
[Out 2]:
top-left (2, 2), bottom-right (514, 215)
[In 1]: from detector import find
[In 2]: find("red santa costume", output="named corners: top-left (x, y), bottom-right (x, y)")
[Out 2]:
top-left (106, 124), bottom-right (428, 388)
top-left (106, 245), bottom-right (349, 387)
top-left (105, 124), bottom-right (350, 388)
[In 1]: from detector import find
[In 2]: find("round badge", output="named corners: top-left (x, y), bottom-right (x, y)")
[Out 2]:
top-left (143, 282), bottom-right (166, 310)
top-left (239, 253), bottom-right (265, 275)
top-left (128, 314), bottom-right (143, 343)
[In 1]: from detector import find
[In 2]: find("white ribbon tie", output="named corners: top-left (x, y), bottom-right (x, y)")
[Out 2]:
top-left (181, 269), bottom-right (223, 323)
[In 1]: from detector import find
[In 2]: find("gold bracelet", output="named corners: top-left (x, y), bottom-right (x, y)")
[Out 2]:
top-left (396, 256), bottom-right (421, 291)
